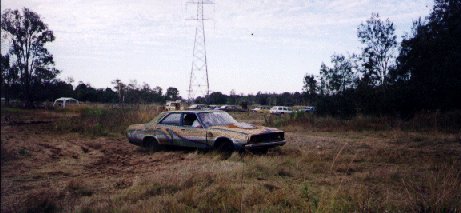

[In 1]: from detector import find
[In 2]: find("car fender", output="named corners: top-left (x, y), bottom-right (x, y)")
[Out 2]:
top-left (212, 136), bottom-right (247, 151)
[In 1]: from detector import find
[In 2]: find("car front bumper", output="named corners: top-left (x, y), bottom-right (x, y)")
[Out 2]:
top-left (243, 140), bottom-right (286, 149)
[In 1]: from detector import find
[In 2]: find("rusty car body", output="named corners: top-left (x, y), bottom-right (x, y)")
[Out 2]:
top-left (126, 110), bottom-right (286, 152)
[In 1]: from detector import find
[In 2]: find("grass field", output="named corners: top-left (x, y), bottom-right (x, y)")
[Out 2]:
top-left (1, 106), bottom-right (460, 212)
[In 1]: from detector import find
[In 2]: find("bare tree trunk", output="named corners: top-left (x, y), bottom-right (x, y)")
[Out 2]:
top-left (24, 43), bottom-right (33, 108)
top-left (5, 83), bottom-right (10, 105)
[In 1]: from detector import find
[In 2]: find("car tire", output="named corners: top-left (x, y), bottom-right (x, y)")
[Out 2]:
top-left (143, 137), bottom-right (160, 152)
top-left (217, 141), bottom-right (234, 159)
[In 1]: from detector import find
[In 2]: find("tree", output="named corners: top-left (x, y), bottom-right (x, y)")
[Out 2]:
top-left (1, 54), bottom-right (15, 104)
top-left (165, 87), bottom-right (179, 101)
top-left (125, 80), bottom-right (141, 103)
top-left (1, 8), bottom-right (59, 107)
top-left (111, 79), bottom-right (126, 103)
top-left (357, 13), bottom-right (397, 86)
top-left (330, 54), bottom-right (356, 93)
top-left (319, 54), bottom-right (356, 94)
top-left (302, 74), bottom-right (318, 104)
top-left (393, 0), bottom-right (461, 111)
top-left (303, 74), bottom-right (317, 96)
top-left (319, 63), bottom-right (330, 95)
top-left (152, 86), bottom-right (163, 103)
top-left (228, 89), bottom-right (237, 104)
top-left (33, 79), bottom-right (73, 102)
top-left (75, 83), bottom-right (98, 102)
top-left (255, 92), bottom-right (269, 105)
top-left (100, 88), bottom-right (117, 103)
top-left (208, 92), bottom-right (227, 104)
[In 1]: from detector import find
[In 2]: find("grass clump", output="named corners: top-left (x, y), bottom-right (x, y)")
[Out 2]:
top-left (300, 182), bottom-right (320, 211)
top-left (401, 165), bottom-right (461, 212)
top-left (67, 180), bottom-right (94, 197)
top-left (18, 147), bottom-right (30, 156)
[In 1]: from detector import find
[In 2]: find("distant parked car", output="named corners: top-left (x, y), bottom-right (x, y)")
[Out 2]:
top-left (165, 100), bottom-right (183, 111)
top-left (297, 106), bottom-right (316, 113)
top-left (53, 97), bottom-right (79, 108)
top-left (209, 105), bottom-right (219, 110)
top-left (220, 105), bottom-right (246, 112)
top-left (270, 106), bottom-right (293, 115)
top-left (187, 104), bottom-right (209, 110)
top-left (251, 107), bottom-right (261, 112)
top-left (251, 106), bottom-right (271, 113)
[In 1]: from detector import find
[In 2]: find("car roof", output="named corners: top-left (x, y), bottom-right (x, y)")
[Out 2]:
top-left (55, 97), bottom-right (78, 101)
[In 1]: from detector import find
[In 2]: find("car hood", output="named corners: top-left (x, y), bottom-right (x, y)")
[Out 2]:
top-left (209, 123), bottom-right (282, 136)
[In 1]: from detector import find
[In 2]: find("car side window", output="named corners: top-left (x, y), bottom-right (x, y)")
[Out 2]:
top-left (159, 113), bottom-right (181, 126)
top-left (182, 113), bottom-right (198, 127)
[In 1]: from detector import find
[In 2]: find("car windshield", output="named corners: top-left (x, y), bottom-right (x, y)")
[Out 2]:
top-left (198, 111), bottom-right (237, 127)
top-left (151, 112), bottom-right (168, 124)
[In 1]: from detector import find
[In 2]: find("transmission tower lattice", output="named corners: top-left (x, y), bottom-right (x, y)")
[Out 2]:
top-left (187, 0), bottom-right (213, 101)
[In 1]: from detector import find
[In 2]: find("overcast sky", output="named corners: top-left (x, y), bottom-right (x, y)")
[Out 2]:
top-left (1, 0), bottom-right (432, 97)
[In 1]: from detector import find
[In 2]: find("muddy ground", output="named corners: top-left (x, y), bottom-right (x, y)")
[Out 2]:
top-left (1, 110), bottom-right (461, 212)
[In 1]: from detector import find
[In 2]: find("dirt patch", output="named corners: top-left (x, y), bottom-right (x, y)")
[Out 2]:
top-left (1, 110), bottom-right (461, 212)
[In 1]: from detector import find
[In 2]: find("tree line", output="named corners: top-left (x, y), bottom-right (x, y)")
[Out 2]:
top-left (72, 80), bottom-right (181, 104)
top-left (196, 91), bottom-right (308, 106)
top-left (302, 0), bottom-right (461, 117)
top-left (1, 77), bottom-right (182, 104)
top-left (198, 0), bottom-right (461, 116)
top-left (0, 8), bottom-right (182, 105)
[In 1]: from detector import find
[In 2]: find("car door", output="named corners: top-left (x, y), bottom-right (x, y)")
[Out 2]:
top-left (156, 112), bottom-right (183, 146)
top-left (175, 112), bottom-right (210, 149)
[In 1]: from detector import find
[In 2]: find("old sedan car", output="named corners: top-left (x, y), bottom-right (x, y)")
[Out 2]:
top-left (126, 110), bottom-right (285, 153)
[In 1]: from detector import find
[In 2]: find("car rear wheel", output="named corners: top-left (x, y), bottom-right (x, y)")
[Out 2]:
top-left (143, 137), bottom-right (160, 152)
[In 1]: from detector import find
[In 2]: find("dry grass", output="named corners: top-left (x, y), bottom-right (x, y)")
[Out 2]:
top-left (263, 111), bottom-right (461, 133)
top-left (1, 106), bottom-right (461, 212)
top-left (53, 104), bottom-right (162, 136)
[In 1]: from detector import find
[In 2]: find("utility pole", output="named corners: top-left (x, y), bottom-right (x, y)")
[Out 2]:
top-left (186, 0), bottom-right (213, 102)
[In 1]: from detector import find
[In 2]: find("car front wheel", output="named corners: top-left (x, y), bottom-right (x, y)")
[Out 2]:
top-left (216, 141), bottom-right (234, 159)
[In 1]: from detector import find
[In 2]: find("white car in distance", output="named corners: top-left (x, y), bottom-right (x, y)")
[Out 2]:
top-left (297, 106), bottom-right (316, 113)
top-left (269, 106), bottom-right (293, 115)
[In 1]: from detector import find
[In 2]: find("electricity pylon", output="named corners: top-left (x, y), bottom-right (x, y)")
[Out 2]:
top-left (187, 0), bottom-right (213, 101)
